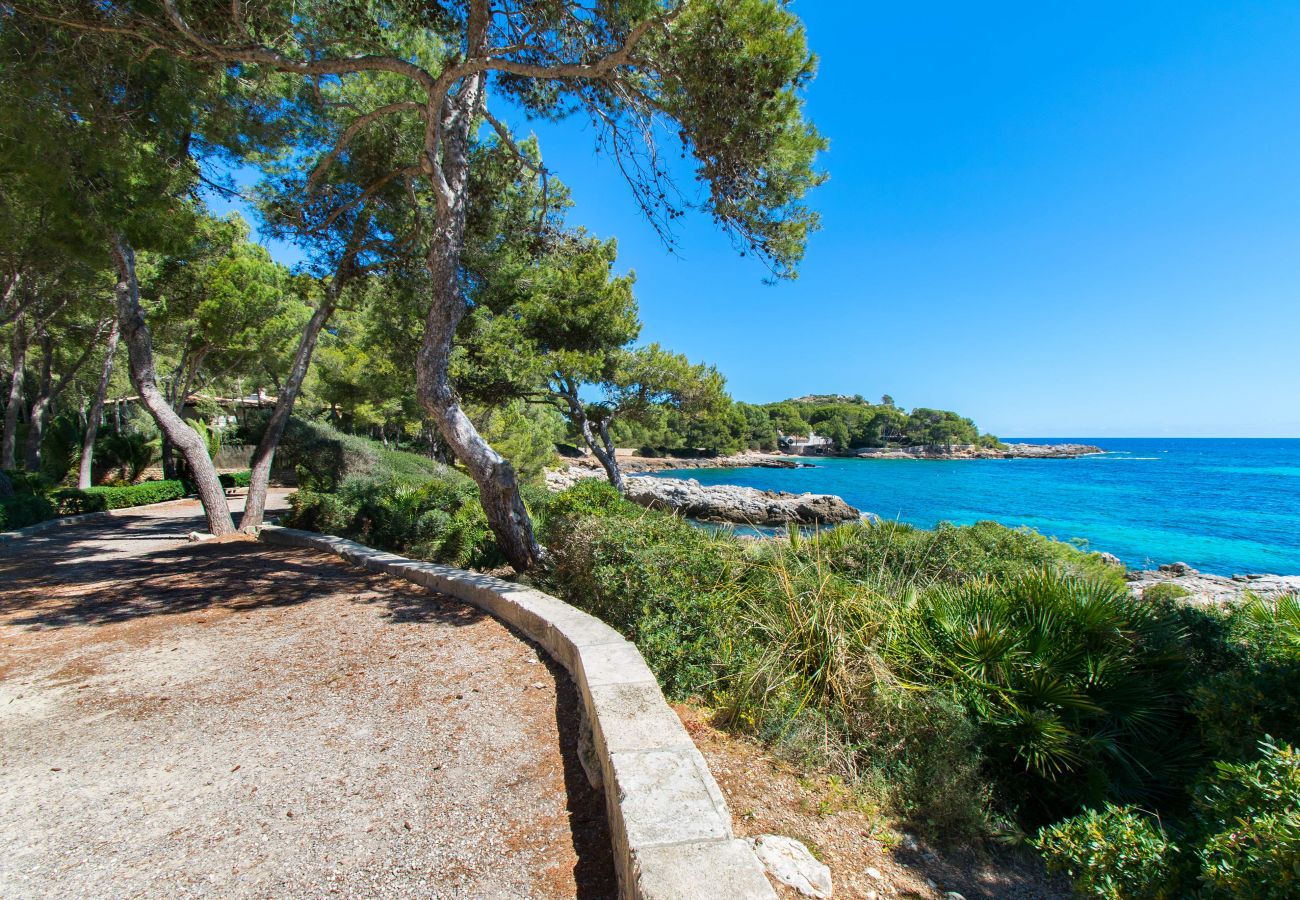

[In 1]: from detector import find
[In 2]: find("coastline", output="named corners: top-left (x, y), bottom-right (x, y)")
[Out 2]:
top-left (547, 446), bottom-right (1299, 605)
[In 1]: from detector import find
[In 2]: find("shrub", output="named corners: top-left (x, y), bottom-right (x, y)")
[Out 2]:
top-left (1193, 739), bottom-right (1300, 898)
top-left (0, 493), bottom-right (57, 530)
top-left (1143, 582), bottom-right (1191, 603)
top-left (540, 489), bottom-right (741, 698)
top-left (1035, 804), bottom-right (1180, 899)
top-left (219, 470), bottom-right (252, 488)
top-left (54, 480), bottom-right (186, 514)
top-left (1190, 595), bottom-right (1300, 761)
top-left (94, 431), bottom-right (159, 485)
top-left (893, 570), bottom-right (1192, 821)
top-left (38, 415), bottom-right (85, 482)
top-left (813, 519), bottom-right (1125, 589)
top-left (241, 414), bottom-right (439, 489)
top-left (282, 467), bottom-right (508, 570)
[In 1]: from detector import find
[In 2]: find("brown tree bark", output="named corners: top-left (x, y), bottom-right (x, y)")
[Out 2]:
top-left (1, 313), bottom-right (27, 470)
top-left (238, 264), bottom-right (349, 530)
top-left (414, 68), bottom-right (543, 573)
top-left (24, 321), bottom-right (111, 472)
top-left (110, 233), bottom-right (234, 535)
top-left (22, 332), bottom-right (53, 472)
top-left (560, 384), bottom-right (625, 494)
top-left (78, 316), bottom-right (121, 488)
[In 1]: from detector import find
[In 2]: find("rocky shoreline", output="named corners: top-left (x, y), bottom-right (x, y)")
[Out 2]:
top-left (1125, 561), bottom-right (1300, 606)
top-left (853, 442), bottom-right (1103, 460)
top-left (624, 476), bottom-right (863, 527)
top-left (545, 455), bottom-right (1297, 604)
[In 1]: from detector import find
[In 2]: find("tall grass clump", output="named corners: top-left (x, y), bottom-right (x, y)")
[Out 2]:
top-left (727, 535), bottom-right (993, 835)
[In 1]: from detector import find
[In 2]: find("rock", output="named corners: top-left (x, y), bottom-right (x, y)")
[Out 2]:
top-left (748, 835), bottom-right (832, 899)
top-left (1129, 567), bottom-right (1300, 606)
top-left (865, 865), bottom-right (883, 880)
top-left (1097, 552), bottom-right (1123, 567)
top-left (575, 706), bottom-right (603, 790)
top-left (625, 476), bottom-right (861, 526)
top-left (855, 442), bottom-right (1103, 460)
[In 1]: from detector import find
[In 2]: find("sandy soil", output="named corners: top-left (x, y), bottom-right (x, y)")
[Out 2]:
top-left (677, 706), bottom-right (1069, 900)
top-left (0, 498), bottom-right (613, 898)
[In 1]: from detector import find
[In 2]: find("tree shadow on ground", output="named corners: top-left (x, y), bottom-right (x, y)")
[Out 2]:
top-left (2, 515), bottom-right (620, 894)
top-left (548, 656), bottom-right (619, 898)
top-left (0, 529), bottom-right (486, 632)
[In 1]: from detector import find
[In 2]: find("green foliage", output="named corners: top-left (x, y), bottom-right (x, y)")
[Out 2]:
top-left (540, 486), bottom-right (742, 698)
top-left (807, 519), bottom-right (1125, 588)
top-left (0, 493), bottom-right (57, 530)
top-left (1035, 804), bottom-right (1180, 899)
top-left (219, 471), bottom-right (252, 488)
top-left (1036, 740), bottom-right (1300, 900)
top-left (283, 466), bottom-right (506, 570)
top-left (473, 402), bottom-right (562, 486)
top-left (38, 415), bottom-right (86, 483)
top-left (1193, 739), bottom-right (1300, 897)
top-left (727, 540), bottom-right (992, 835)
top-left (1190, 594), bottom-right (1300, 762)
top-left (241, 414), bottom-right (439, 490)
top-left (53, 480), bottom-right (186, 513)
top-left (893, 571), bottom-right (1191, 821)
top-left (1143, 582), bottom-right (1192, 603)
top-left (94, 432), bottom-right (160, 485)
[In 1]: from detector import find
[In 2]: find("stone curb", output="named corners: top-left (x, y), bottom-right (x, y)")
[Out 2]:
top-left (258, 524), bottom-right (775, 900)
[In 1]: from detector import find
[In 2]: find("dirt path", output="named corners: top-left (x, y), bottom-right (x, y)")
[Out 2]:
top-left (0, 497), bottom-right (613, 898)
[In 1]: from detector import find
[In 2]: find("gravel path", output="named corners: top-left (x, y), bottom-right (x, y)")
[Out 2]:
top-left (0, 496), bottom-right (613, 898)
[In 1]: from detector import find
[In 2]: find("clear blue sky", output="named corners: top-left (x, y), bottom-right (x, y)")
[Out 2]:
top-left (219, 1), bottom-right (1300, 437)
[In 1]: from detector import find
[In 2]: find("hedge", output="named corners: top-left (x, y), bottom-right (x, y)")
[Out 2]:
top-left (53, 480), bottom-right (187, 514)
top-left (219, 470), bottom-right (252, 488)
top-left (0, 494), bottom-right (57, 531)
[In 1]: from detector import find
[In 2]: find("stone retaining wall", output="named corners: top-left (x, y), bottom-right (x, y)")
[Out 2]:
top-left (258, 525), bottom-right (775, 900)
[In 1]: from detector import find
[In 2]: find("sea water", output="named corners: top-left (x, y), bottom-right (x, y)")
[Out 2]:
top-left (647, 438), bottom-right (1300, 576)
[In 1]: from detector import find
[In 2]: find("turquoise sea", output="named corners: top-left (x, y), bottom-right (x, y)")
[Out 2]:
top-left (648, 438), bottom-right (1300, 577)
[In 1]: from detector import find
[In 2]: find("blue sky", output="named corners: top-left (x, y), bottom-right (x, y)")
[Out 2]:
top-left (217, 2), bottom-right (1300, 437)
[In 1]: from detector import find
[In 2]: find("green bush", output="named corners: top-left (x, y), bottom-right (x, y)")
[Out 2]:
top-left (219, 470), bottom-right (252, 488)
top-left (38, 415), bottom-right (86, 482)
top-left (811, 519), bottom-right (1125, 589)
top-left (1193, 739), bottom-right (1300, 898)
top-left (1190, 595), bottom-right (1300, 762)
top-left (540, 486), bottom-right (741, 698)
top-left (93, 431), bottom-right (160, 485)
top-left (892, 570), bottom-right (1192, 821)
top-left (1, 469), bottom-right (54, 496)
top-left (1143, 582), bottom-right (1191, 603)
top-left (54, 480), bottom-right (186, 513)
top-left (240, 414), bottom-right (439, 489)
top-left (1035, 804), bottom-right (1180, 899)
top-left (283, 467), bottom-right (509, 570)
top-left (0, 493), bottom-right (57, 530)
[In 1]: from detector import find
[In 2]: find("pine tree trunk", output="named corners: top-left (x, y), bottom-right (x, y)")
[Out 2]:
top-left (595, 418), bottom-right (626, 494)
top-left (23, 333), bottom-right (53, 472)
top-left (562, 387), bottom-right (625, 494)
top-left (414, 73), bottom-right (542, 572)
top-left (239, 275), bottom-right (342, 530)
top-left (78, 317), bottom-right (120, 488)
top-left (2, 314), bottom-right (27, 470)
top-left (110, 233), bottom-right (233, 535)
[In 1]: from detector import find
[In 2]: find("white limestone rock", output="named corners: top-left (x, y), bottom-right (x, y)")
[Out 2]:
top-left (748, 834), bottom-right (832, 898)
